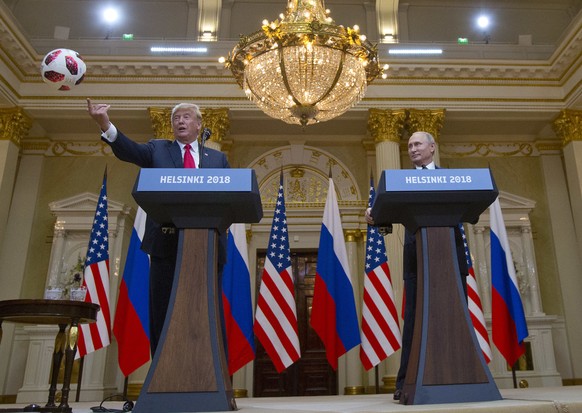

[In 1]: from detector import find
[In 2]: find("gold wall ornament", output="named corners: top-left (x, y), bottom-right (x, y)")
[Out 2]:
top-left (148, 107), bottom-right (173, 140)
top-left (0, 107), bottom-right (32, 146)
top-left (439, 142), bottom-right (535, 158)
top-left (553, 109), bottom-right (582, 145)
top-left (201, 108), bottom-right (230, 144)
top-left (344, 229), bottom-right (361, 242)
top-left (367, 108), bottom-right (407, 143)
top-left (290, 167), bottom-right (305, 178)
top-left (221, 0), bottom-right (388, 127)
top-left (407, 108), bottom-right (446, 141)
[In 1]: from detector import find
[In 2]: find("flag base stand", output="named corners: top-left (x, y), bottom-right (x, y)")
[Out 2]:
top-left (401, 227), bottom-right (501, 405)
top-left (133, 229), bottom-right (235, 413)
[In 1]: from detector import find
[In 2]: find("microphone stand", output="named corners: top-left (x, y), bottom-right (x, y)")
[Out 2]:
top-left (199, 128), bottom-right (212, 168)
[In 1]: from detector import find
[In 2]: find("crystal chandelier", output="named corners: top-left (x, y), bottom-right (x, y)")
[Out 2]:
top-left (221, 0), bottom-right (387, 127)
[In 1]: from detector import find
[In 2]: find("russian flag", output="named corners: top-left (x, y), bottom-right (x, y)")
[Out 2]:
top-left (113, 207), bottom-right (151, 377)
top-left (490, 198), bottom-right (529, 366)
top-left (222, 223), bottom-right (255, 375)
top-left (311, 176), bottom-right (361, 370)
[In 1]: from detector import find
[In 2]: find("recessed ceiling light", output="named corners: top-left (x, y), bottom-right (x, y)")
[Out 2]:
top-left (150, 47), bottom-right (208, 53)
top-left (103, 7), bottom-right (120, 24)
top-left (477, 15), bottom-right (490, 29)
top-left (388, 49), bottom-right (443, 55)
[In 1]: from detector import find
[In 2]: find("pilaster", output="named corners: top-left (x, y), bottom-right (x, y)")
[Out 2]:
top-left (0, 107), bottom-right (32, 249)
top-left (365, 108), bottom-right (405, 387)
top-left (552, 109), bottom-right (582, 260)
top-left (343, 230), bottom-right (363, 393)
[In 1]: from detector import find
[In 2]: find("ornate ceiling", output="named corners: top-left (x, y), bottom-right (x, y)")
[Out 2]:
top-left (0, 0), bottom-right (581, 141)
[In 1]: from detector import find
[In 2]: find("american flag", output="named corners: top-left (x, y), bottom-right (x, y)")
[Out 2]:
top-left (254, 172), bottom-right (301, 372)
top-left (460, 224), bottom-right (492, 364)
top-left (77, 171), bottom-right (111, 357)
top-left (360, 178), bottom-right (401, 370)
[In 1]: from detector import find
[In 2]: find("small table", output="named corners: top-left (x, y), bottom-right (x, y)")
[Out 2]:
top-left (0, 299), bottom-right (100, 413)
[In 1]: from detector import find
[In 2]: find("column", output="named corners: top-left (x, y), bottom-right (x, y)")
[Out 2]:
top-left (520, 226), bottom-right (543, 316)
top-left (0, 108), bottom-right (32, 248)
top-left (366, 108), bottom-right (405, 390)
top-left (553, 109), bottom-right (582, 259)
top-left (342, 230), bottom-right (364, 394)
top-left (0, 138), bottom-right (42, 402)
top-left (406, 109), bottom-right (445, 165)
top-left (471, 225), bottom-right (491, 316)
top-left (539, 135), bottom-right (582, 381)
top-left (46, 225), bottom-right (67, 289)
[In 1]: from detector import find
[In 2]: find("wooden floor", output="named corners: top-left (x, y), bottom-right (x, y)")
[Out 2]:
top-left (1, 386), bottom-right (580, 413)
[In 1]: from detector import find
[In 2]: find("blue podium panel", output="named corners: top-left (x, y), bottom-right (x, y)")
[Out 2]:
top-left (132, 168), bottom-right (263, 231)
top-left (370, 168), bottom-right (498, 232)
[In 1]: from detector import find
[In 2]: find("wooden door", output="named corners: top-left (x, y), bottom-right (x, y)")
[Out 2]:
top-left (253, 252), bottom-right (338, 397)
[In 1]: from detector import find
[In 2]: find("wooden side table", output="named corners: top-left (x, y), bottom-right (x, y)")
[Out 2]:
top-left (0, 299), bottom-right (99, 413)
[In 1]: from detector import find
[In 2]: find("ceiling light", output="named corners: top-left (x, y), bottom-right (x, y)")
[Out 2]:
top-left (221, 0), bottom-right (385, 127)
top-left (477, 15), bottom-right (490, 29)
top-left (103, 7), bottom-right (120, 24)
top-left (388, 49), bottom-right (443, 55)
top-left (150, 47), bottom-right (208, 53)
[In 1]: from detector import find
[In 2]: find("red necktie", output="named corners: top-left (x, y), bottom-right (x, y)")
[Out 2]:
top-left (183, 144), bottom-right (196, 168)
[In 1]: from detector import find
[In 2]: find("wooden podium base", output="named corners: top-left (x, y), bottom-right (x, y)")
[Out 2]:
top-left (401, 227), bottom-right (501, 405)
top-left (133, 229), bottom-right (235, 413)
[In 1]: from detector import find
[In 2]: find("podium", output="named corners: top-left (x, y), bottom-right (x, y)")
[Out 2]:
top-left (131, 168), bottom-right (263, 413)
top-left (371, 168), bottom-right (502, 405)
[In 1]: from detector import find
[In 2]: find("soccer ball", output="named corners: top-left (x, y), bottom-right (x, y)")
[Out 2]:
top-left (40, 48), bottom-right (86, 91)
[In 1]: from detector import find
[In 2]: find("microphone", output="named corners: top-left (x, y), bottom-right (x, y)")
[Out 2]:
top-left (199, 128), bottom-right (212, 168)
top-left (201, 127), bottom-right (212, 143)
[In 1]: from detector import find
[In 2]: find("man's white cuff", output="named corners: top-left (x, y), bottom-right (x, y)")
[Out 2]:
top-left (101, 123), bottom-right (118, 142)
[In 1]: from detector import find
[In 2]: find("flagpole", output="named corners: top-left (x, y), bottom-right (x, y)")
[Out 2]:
top-left (123, 376), bottom-right (129, 400)
top-left (511, 362), bottom-right (518, 389)
top-left (374, 366), bottom-right (379, 394)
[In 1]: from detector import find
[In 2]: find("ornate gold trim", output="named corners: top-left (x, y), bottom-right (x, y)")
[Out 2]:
top-left (0, 107), bottom-right (32, 146)
top-left (407, 108), bottom-right (445, 141)
top-left (367, 109), bottom-right (406, 143)
top-left (201, 108), bottom-right (230, 145)
top-left (344, 385), bottom-right (365, 395)
top-left (553, 109), bottom-right (582, 145)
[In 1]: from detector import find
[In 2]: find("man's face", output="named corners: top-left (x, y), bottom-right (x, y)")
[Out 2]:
top-left (407, 132), bottom-right (435, 167)
top-left (172, 109), bottom-right (201, 144)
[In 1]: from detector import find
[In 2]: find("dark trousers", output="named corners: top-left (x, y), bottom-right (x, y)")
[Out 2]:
top-left (148, 255), bottom-right (176, 356)
top-left (396, 277), bottom-right (416, 391)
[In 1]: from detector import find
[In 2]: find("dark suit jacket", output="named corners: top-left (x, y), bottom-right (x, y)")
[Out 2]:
top-left (103, 130), bottom-right (230, 259)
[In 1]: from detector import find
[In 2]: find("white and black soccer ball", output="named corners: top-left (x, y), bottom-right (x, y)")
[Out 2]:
top-left (40, 48), bottom-right (86, 91)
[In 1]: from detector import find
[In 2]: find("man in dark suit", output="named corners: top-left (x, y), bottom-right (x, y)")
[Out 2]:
top-left (87, 98), bottom-right (230, 355)
top-left (365, 131), bottom-right (468, 401)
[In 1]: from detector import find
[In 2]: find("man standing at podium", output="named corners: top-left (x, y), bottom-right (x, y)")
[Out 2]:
top-left (87, 98), bottom-right (230, 355)
top-left (365, 131), bottom-right (468, 400)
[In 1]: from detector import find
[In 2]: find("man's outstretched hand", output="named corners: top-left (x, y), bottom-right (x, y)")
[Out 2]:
top-left (86, 98), bottom-right (111, 132)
